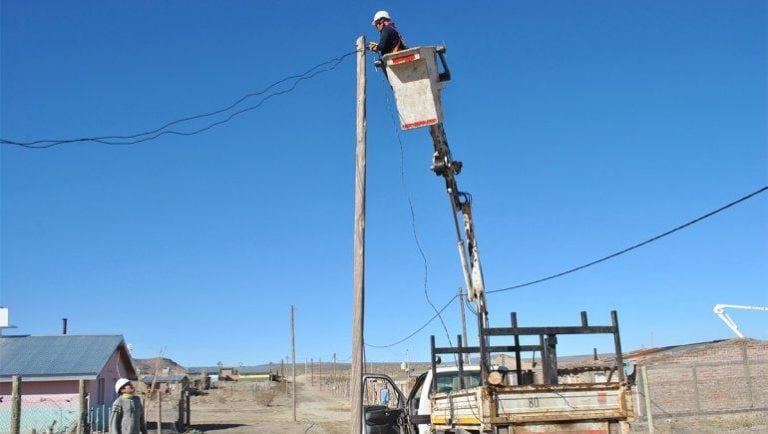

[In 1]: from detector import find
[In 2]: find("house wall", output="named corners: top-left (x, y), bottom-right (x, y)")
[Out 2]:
top-left (0, 348), bottom-right (131, 407)
top-left (0, 380), bottom-right (80, 434)
top-left (95, 348), bottom-right (131, 405)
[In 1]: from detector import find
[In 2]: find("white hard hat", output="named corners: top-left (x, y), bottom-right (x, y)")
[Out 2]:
top-left (114, 378), bottom-right (132, 394)
top-left (372, 10), bottom-right (391, 25)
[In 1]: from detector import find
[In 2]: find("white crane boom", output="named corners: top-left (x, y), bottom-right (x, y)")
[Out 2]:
top-left (713, 303), bottom-right (768, 338)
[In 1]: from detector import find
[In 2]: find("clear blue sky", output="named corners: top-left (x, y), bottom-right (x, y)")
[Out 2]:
top-left (1, 1), bottom-right (766, 367)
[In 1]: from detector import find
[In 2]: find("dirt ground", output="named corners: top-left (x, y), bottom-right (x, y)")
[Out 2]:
top-left (185, 374), bottom-right (351, 434)
top-left (146, 371), bottom-right (768, 434)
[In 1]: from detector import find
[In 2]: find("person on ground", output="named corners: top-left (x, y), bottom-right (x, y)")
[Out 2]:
top-left (109, 378), bottom-right (148, 434)
top-left (368, 10), bottom-right (407, 57)
top-left (379, 384), bottom-right (390, 407)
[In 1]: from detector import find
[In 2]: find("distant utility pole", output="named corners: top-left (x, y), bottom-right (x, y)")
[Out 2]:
top-left (311, 358), bottom-right (314, 386)
top-left (458, 288), bottom-right (470, 364)
top-left (290, 305), bottom-right (296, 422)
top-left (351, 35), bottom-right (367, 434)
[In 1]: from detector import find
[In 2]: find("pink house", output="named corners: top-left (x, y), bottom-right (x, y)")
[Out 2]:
top-left (0, 334), bottom-right (137, 433)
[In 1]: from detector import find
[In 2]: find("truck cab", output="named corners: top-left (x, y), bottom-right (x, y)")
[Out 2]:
top-left (363, 365), bottom-right (481, 434)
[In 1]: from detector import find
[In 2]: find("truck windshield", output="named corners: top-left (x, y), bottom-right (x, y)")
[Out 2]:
top-left (435, 371), bottom-right (482, 393)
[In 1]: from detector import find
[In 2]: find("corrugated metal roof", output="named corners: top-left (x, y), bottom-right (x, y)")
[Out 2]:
top-left (238, 365), bottom-right (272, 374)
top-left (186, 366), bottom-right (220, 374)
top-left (140, 375), bottom-right (188, 383)
top-left (0, 335), bottom-right (128, 379)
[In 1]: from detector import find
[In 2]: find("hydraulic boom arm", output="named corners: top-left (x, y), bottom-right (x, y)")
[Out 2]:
top-left (713, 303), bottom-right (768, 338)
top-left (428, 123), bottom-right (488, 329)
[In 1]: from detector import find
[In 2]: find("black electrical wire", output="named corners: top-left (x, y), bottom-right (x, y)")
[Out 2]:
top-left (376, 70), bottom-right (454, 349)
top-left (1, 50), bottom-right (359, 149)
top-left (487, 185), bottom-right (768, 294)
top-left (365, 185), bottom-right (766, 348)
top-left (366, 295), bottom-right (458, 348)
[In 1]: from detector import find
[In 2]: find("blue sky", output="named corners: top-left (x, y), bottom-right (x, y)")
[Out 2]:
top-left (1, 1), bottom-right (766, 367)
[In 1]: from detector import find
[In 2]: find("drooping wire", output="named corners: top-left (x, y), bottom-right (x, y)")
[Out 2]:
top-left (487, 185), bottom-right (768, 294)
top-left (1, 50), bottom-right (359, 149)
top-left (366, 295), bottom-right (458, 348)
top-left (376, 68), bottom-right (454, 351)
top-left (364, 185), bottom-right (766, 348)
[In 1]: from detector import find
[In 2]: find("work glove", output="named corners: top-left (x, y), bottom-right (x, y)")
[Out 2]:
top-left (368, 42), bottom-right (378, 52)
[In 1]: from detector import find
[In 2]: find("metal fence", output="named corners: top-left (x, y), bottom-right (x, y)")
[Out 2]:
top-left (0, 394), bottom-right (79, 434)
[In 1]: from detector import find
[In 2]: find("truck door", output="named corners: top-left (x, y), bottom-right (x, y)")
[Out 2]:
top-left (405, 372), bottom-right (431, 434)
top-left (362, 374), bottom-right (407, 434)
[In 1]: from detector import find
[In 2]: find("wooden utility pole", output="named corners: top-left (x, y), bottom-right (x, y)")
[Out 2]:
top-left (11, 376), bottom-right (20, 434)
top-left (351, 35), bottom-right (367, 434)
top-left (157, 389), bottom-right (163, 434)
top-left (311, 358), bottom-right (314, 386)
top-left (78, 379), bottom-right (87, 434)
top-left (291, 305), bottom-right (297, 422)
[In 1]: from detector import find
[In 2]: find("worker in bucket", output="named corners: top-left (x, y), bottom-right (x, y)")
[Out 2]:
top-left (110, 378), bottom-right (148, 434)
top-left (368, 10), bottom-right (407, 57)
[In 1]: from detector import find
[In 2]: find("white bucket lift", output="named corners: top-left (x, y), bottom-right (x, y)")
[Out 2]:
top-left (378, 46), bottom-right (451, 130)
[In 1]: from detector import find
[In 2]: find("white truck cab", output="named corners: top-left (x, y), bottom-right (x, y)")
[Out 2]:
top-left (362, 365), bottom-right (480, 434)
top-left (408, 365), bottom-right (482, 434)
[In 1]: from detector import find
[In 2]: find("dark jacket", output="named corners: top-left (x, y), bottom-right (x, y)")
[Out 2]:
top-left (377, 23), bottom-right (406, 55)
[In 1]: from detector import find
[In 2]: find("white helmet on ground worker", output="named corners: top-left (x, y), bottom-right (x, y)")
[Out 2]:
top-left (114, 378), bottom-right (132, 394)
top-left (372, 10), bottom-right (391, 25)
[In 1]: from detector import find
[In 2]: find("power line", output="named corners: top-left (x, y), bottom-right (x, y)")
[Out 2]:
top-left (365, 295), bottom-right (458, 348)
top-left (1, 50), bottom-right (358, 149)
top-left (487, 185), bottom-right (768, 294)
top-left (365, 185), bottom-right (767, 348)
top-left (378, 72), bottom-right (455, 349)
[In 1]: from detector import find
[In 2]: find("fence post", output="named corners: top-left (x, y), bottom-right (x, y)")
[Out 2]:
top-left (156, 389), bottom-right (162, 434)
top-left (10, 375), bottom-right (21, 434)
top-left (185, 389), bottom-right (191, 427)
top-left (641, 365), bottom-right (654, 434)
top-left (177, 388), bottom-right (184, 431)
top-left (78, 379), bottom-right (87, 434)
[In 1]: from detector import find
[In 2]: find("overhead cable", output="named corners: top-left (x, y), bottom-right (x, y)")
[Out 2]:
top-left (1, 50), bottom-right (359, 149)
top-left (365, 295), bottom-right (458, 348)
top-left (379, 72), bottom-right (455, 348)
top-left (487, 185), bottom-right (768, 294)
top-left (366, 185), bottom-right (767, 348)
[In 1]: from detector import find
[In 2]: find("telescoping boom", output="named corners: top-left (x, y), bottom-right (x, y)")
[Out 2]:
top-left (379, 45), bottom-right (490, 361)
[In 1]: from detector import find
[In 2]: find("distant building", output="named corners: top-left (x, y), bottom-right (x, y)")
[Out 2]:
top-left (0, 334), bottom-right (137, 433)
top-left (237, 366), bottom-right (278, 382)
top-left (140, 374), bottom-right (189, 393)
top-left (186, 366), bottom-right (219, 389)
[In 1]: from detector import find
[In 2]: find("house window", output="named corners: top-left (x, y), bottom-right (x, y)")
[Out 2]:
top-left (98, 378), bottom-right (105, 404)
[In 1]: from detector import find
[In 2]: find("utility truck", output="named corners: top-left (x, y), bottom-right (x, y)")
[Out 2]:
top-left (364, 311), bottom-right (633, 434)
top-left (363, 46), bottom-right (633, 433)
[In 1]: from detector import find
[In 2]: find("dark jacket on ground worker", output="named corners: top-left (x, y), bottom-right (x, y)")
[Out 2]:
top-left (376, 21), bottom-right (406, 55)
